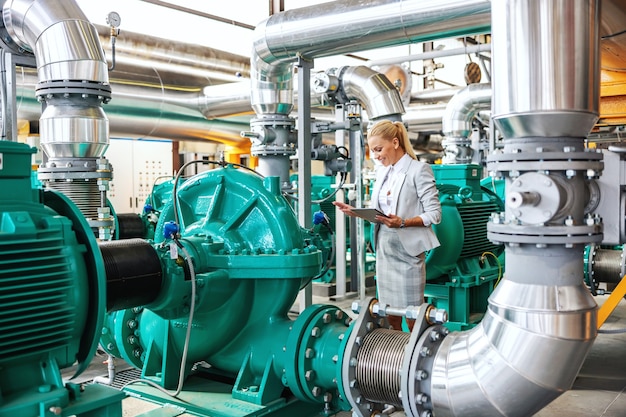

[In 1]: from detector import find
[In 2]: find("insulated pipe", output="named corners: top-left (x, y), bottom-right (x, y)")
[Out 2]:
top-left (491, 0), bottom-right (600, 139)
top-left (3, 0), bottom-right (111, 159)
top-left (251, 0), bottom-right (491, 117)
top-left (94, 25), bottom-right (250, 86)
top-left (338, 65), bottom-right (405, 120)
top-left (3, 0), bottom-right (107, 83)
top-left (15, 68), bottom-right (252, 147)
top-left (442, 83), bottom-right (491, 139)
top-left (428, 2), bottom-right (601, 417)
top-left (441, 82), bottom-right (491, 164)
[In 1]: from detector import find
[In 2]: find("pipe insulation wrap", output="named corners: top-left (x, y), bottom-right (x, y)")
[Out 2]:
top-left (116, 213), bottom-right (147, 240)
top-left (3, 0), bottom-right (108, 83)
top-left (99, 238), bottom-right (163, 312)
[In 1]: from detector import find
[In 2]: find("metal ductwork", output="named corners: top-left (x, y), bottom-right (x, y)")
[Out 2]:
top-left (251, 0), bottom-right (491, 118)
top-left (94, 24), bottom-right (250, 86)
top-left (441, 82), bottom-right (491, 164)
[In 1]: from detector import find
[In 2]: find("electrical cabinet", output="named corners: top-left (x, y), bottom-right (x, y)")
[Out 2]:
top-left (106, 138), bottom-right (173, 214)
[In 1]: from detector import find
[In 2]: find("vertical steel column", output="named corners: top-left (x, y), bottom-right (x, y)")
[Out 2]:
top-left (297, 56), bottom-right (313, 310)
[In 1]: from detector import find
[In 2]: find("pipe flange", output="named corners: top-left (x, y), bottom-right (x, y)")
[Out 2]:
top-left (487, 223), bottom-right (603, 245)
top-left (297, 305), bottom-right (351, 404)
top-left (286, 304), bottom-right (351, 407)
top-left (102, 307), bottom-right (144, 369)
top-left (487, 150), bottom-right (603, 164)
top-left (36, 80), bottom-right (112, 104)
top-left (486, 151), bottom-right (604, 178)
top-left (250, 143), bottom-right (296, 157)
top-left (620, 245), bottom-right (626, 277)
top-left (249, 113), bottom-right (294, 126)
top-left (341, 297), bottom-right (389, 416)
top-left (401, 324), bottom-right (448, 417)
top-left (584, 244), bottom-right (598, 295)
top-left (37, 157), bottom-right (113, 181)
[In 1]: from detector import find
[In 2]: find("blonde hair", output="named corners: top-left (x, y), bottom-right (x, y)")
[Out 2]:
top-left (367, 119), bottom-right (417, 160)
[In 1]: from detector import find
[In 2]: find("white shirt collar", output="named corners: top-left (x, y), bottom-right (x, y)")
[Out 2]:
top-left (391, 153), bottom-right (411, 174)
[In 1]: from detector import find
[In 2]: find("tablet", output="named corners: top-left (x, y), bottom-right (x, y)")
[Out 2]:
top-left (350, 208), bottom-right (389, 223)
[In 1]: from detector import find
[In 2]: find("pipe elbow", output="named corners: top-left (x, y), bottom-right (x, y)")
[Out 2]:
top-left (442, 83), bottom-right (491, 139)
top-left (340, 65), bottom-right (405, 119)
top-left (3, 0), bottom-right (108, 83)
top-left (250, 17), bottom-right (295, 116)
top-left (430, 280), bottom-right (597, 417)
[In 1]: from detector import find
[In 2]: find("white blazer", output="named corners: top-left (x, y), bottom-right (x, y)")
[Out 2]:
top-left (370, 158), bottom-right (441, 256)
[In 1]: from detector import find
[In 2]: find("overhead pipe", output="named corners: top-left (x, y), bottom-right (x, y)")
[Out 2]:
top-left (366, 42), bottom-right (491, 68)
top-left (14, 68), bottom-right (251, 147)
top-left (5, 0), bottom-right (624, 150)
top-left (441, 82), bottom-right (491, 164)
top-left (251, 0), bottom-right (491, 118)
top-left (94, 25), bottom-right (251, 86)
top-left (15, 65), bottom-right (426, 148)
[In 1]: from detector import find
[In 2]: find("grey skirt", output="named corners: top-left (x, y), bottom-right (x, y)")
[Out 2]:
top-left (375, 226), bottom-right (425, 307)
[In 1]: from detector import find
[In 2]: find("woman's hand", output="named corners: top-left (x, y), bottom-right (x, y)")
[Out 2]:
top-left (377, 213), bottom-right (403, 228)
top-left (332, 201), bottom-right (357, 217)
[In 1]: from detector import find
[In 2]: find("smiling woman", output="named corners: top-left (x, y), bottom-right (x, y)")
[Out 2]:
top-left (334, 119), bottom-right (442, 331)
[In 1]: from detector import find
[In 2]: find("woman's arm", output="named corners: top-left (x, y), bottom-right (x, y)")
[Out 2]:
top-left (415, 163), bottom-right (442, 226)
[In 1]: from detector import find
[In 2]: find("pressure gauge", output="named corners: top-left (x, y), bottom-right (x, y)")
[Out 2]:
top-left (106, 11), bottom-right (121, 28)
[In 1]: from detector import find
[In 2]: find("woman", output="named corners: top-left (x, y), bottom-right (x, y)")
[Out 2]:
top-left (333, 120), bottom-right (441, 331)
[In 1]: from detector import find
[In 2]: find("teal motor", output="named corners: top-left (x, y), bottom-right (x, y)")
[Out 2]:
top-left (0, 142), bottom-right (124, 417)
top-left (100, 166), bottom-right (355, 416)
top-left (424, 164), bottom-right (505, 330)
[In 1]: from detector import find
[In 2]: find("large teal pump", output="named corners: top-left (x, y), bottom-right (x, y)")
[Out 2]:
top-left (0, 142), bottom-right (124, 417)
top-left (100, 166), bottom-right (355, 415)
top-left (0, 147), bottom-right (459, 417)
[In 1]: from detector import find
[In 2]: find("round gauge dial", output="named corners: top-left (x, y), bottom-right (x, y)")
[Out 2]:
top-left (106, 11), bottom-right (121, 28)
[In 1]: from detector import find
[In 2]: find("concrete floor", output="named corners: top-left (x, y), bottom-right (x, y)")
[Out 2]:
top-left (70, 290), bottom-right (626, 417)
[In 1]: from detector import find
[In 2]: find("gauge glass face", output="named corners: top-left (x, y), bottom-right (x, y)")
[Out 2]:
top-left (107, 11), bottom-right (121, 27)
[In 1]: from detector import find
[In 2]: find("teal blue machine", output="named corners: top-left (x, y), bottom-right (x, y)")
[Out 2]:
top-left (424, 164), bottom-right (505, 330)
top-left (0, 142), bottom-right (125, 417)
top-left (114, 178), bottom-right (174, 241)
top-left (0, 147), bottom-right (456, 417)
top-left (99, 166), bottom-right (356, 416)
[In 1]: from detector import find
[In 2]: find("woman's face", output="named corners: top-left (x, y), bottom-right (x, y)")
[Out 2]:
top-left (368, 135), bottom-right (399, 166)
